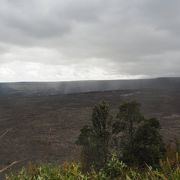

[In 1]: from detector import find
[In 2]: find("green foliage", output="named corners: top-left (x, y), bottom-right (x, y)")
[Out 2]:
top-left (77, 100), bottom-right (166, 169)
top-left (102, 153), bottom-right (127, 178)
top-left (160, 152), bottom-right (180, 179)
top-left (6, 154), bottom-right (180, 180)
top-left (91, 101), bottom-right (111, 136)
top-left (113, 101), bottom-right (144, 134)
top-left (113, 101), bottom-right (145, 164)
top-left (6, 163), bottom-right (88, 180)
top-left (113, 101), bottom-right (165, 167)
top-left (133, 118), bottom-right (166, 167)
top-left (76, 101), bottom-right (113, 170)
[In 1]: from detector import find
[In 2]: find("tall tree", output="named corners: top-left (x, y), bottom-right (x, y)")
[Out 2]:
top-left (133, 118), bottom-right (166, 167)
top-left (76, 101), bottom-right (113, 170)
top-left (77, 100), bottom-right (165, 168)
top-left (113, 101), bottom-right (144, 163)
top-left (113, 101), bottom-right (165, 166)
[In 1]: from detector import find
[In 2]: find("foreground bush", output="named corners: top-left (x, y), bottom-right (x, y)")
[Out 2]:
top-left (6, 153), bottom-right (180, 180)
top-left (6, 163), bottom-right (88, 180)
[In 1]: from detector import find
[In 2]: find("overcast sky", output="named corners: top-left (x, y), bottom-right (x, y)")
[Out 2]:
top-left (0, 0), bottom-right (180, 82)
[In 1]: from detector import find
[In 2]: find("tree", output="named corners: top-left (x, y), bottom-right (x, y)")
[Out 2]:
top-left (76, 101), bottom-right (113, 170)
top-left (77, 100), bottom-right (166, 169)
top-left (133, 118), bottom-right (166, 167)
top-left (113, 101), bottom-right (165, 166)
top-left (113, 101), bottom-right (144, 163)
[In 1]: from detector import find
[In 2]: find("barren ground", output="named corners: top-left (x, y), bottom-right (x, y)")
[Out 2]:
top-left (0, 89), bottom-right (180, 173)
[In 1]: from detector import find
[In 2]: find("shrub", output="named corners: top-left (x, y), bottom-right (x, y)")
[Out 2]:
top-left (6, 163), bottom-right (88, 180)
top-left (5, 156), bottom-right (180, 180)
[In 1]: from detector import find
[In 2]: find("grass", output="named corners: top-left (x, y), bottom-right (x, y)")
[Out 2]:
top-left (5, 153), bottom-right (180, 180)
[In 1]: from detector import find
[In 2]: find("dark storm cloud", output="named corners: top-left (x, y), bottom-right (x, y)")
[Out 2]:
top-left (0, 0), bottom-right (180, 81)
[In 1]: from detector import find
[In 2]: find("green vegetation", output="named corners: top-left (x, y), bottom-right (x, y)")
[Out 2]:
top-left (6, 153), bottom-right (180, 179)
top-left (77, 101), bottom-right (165, 169)
top-left (4, 101), bottom-right (180, 179)
top-left (76, 101), bottom-right (113, 170)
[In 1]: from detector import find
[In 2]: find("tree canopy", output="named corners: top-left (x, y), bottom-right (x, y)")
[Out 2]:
top-left (77, 101), bottom-right (165, 169)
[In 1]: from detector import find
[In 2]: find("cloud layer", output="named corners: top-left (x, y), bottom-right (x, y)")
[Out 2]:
top-left (0, 0), bottom-right (180, 81)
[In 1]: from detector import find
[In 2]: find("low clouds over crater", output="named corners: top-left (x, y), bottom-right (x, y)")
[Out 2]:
top-left (0, 0), bottom-right (180, 81)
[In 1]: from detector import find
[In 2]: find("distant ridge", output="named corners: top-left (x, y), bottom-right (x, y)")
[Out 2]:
top-left (0, 77), bottom-right (180, 96)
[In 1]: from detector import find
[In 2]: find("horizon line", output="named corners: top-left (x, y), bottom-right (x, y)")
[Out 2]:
top-left (0, 76), bottom-right (179, 83)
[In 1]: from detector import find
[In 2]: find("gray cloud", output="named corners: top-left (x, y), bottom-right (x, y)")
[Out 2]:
top-left (0, 0), bottom-right (180, 81)
top-left (138, 0), bottom-right (180, 35)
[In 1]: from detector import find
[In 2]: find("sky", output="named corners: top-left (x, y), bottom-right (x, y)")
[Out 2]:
top-left (0, 0), bottom-right (180, 82)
